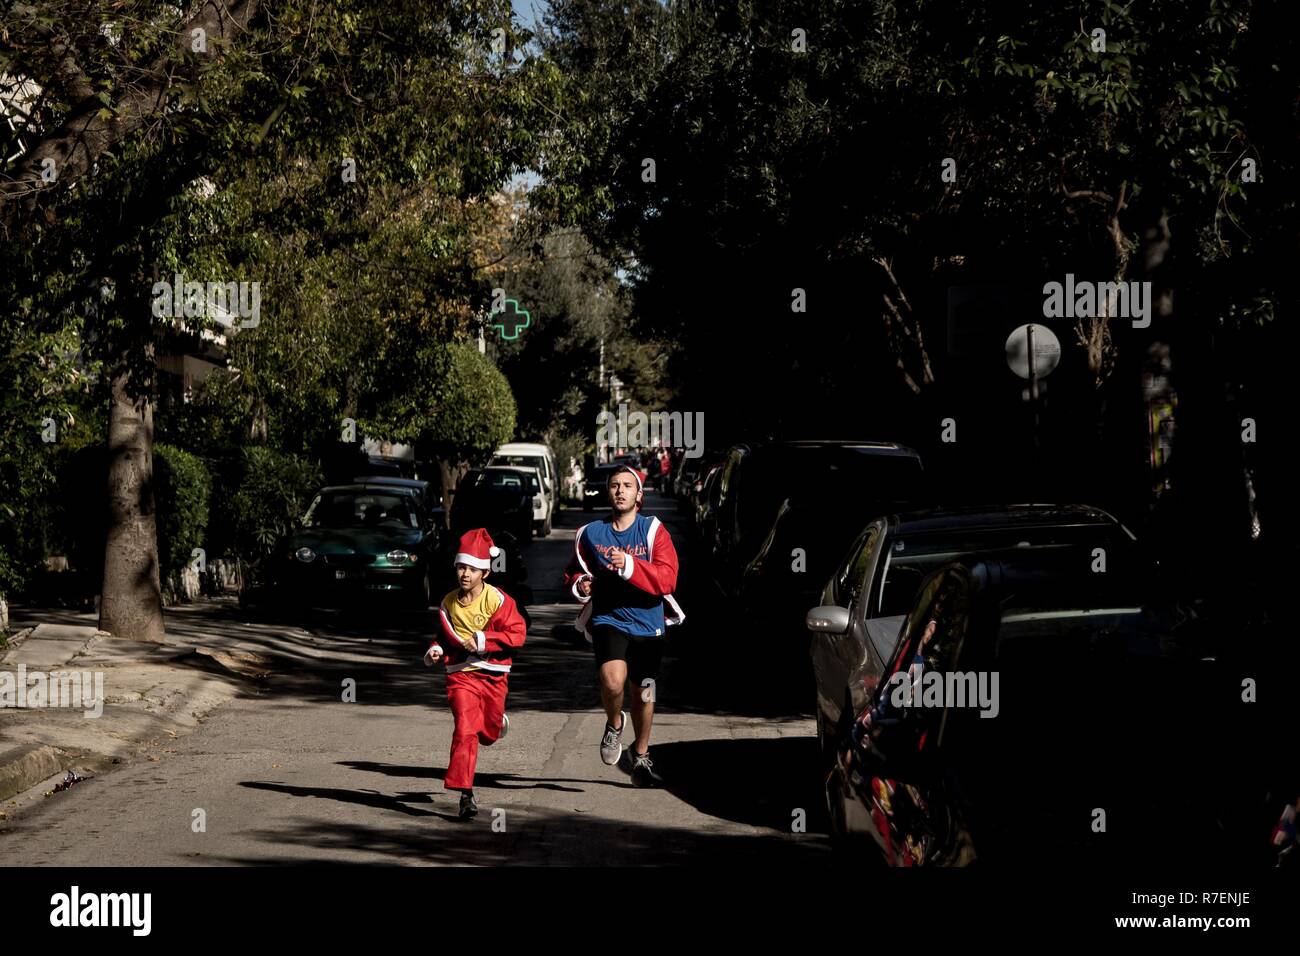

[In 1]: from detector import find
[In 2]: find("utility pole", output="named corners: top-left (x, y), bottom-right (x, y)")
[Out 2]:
top-left (1028, 323), bottom-right (1040, 451)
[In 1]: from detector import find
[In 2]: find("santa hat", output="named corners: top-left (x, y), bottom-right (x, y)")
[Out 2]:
top-left (454, 528), bottom-right (500, 570)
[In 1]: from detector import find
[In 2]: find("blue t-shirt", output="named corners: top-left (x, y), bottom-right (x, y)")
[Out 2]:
top-left (579, 515), bottom-right (665, 638)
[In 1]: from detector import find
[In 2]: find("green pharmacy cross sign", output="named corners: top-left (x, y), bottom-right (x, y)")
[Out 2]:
top-left (490, 299), bottom-right (531, 340)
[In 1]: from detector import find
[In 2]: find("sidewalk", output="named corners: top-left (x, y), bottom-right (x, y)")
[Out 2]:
top-left (0, 615), bottom-right (259, 803)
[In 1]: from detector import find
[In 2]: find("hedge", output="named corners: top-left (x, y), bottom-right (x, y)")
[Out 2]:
top-left (207, 446), bottom-right (323, 564)
top-left (154, 442), bottom-right (213, 583)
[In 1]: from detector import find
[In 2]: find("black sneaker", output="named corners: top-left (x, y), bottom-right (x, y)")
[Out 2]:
top-left (458, 791), bottom-right (479, 819)
top-left (628, 749), bottom-right (664, 788)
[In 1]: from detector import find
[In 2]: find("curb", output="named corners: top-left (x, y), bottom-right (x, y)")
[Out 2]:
top-left (0, 743), bottom-right (75, 802)
top-left (0, 627), bottom-right (36, 663)
top-left (0, 623), bottom-right (104, 668)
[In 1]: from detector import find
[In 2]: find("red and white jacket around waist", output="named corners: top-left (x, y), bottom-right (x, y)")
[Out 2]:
top-left (428, 584), bottom-right (527, 674)
top-left (562, 515), bottom-right (685, 642)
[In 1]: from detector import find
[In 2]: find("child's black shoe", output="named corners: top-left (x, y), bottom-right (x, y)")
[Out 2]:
top-left (458, 791), bottom-right (479, 819)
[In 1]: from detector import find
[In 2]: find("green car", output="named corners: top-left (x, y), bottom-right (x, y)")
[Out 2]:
top-left (277, 483), bottom-right (440, 607)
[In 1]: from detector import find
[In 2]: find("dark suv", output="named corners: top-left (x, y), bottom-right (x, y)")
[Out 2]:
top-left (708, 440), bottom-right (924, 600)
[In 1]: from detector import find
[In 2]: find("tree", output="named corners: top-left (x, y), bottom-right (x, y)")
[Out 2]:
top-left (2, 1), bottom-right (558, 637)
top-left (534, 0), bottom-right (1296, 500)
top-left (416, 343), bottom-right (517, 522)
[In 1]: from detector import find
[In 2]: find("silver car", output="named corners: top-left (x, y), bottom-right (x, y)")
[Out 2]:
top-left (805, 504), bottom-right (1139, 773)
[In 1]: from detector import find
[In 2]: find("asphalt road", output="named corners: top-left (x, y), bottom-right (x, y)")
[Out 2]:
top-left (0, 490), bottom-right (831, 864)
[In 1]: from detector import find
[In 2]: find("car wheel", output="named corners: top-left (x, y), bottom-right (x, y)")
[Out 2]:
top-left (824, 761), bottom-right (849, 847)
top-left (815, 703), bottom-right (833, 772)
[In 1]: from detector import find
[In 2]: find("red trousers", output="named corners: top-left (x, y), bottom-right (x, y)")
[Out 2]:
top-left (444, 670), bottom-right (509, 791)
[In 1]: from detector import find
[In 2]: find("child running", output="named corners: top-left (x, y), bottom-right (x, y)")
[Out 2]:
top-left (424, 528), bottom-right (527, 819)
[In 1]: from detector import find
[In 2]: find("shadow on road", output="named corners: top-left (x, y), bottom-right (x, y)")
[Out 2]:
top-left (651, 736), bottom-right (830, 835)
top-left (336, 759), bottom-right (623, 793)
top-left (241, 780), bottom-right (439, 817)
top-left (202, 804), bottom-right (831, 865)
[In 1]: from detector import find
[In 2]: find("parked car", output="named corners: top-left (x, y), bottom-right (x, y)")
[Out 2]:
top-left (582, 463), bottom-right (623, 510)
top-left (693, 462), bottom-right (725, 542)
top-left (737, 492), bottom-right (914, 645)
top-left (351, 475), bottom-right (440, 512)
top-left (805, 504), bottom-right (1140, 772)
top-left (450, 467), bottom-right (538, 542)
top-left (358, 455), bottom-right (417, 478)
top-left (687, 456), bottom-right (723, 519)
top-left (490, 442), bottom-right (557, 536)
top-left (277, 483), bottom-right (440, 607)
top-left (671, 454), bottom-right (712, 509)
top-left (821, 549), bottom-right (1256, 866)
top-left (709, 441), bottom-right (924, 600)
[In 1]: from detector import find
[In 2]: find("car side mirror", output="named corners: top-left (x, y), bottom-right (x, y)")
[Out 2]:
top-left (806, 605), bottom-right (850, 635)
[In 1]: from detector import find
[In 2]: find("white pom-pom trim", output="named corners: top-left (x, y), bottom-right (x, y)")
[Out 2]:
top-left (489, 546), bottom-right (500, 557)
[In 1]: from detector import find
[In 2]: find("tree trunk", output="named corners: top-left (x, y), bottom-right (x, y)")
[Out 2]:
top-left (438, 457), bottom-right (466, 530)
top-left (98, 359), bottom-right (165, 642)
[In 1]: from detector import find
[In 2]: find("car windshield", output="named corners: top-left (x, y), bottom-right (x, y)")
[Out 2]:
top-left (304, 491), bottom-right (422, 529)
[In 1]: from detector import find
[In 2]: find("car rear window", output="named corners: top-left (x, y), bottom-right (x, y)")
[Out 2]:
top-left (494, 455), bottom-right (548, 479)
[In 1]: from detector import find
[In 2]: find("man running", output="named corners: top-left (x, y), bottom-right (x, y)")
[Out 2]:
top-left (564, 465), bottom-right (684, 786)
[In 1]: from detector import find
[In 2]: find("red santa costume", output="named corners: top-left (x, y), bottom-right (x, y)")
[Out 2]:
top-left (426, 528), bottom-right (527, 792)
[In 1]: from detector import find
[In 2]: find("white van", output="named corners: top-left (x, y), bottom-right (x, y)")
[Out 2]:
top-left (490, 442), bottom-right (558, 536)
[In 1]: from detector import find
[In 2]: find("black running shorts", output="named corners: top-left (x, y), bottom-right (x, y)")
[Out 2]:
top-left (591, 623), bottom-right (665, 687)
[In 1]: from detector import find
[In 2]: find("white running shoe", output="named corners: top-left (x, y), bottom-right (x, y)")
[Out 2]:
top-left (600, 710), bottom-right (629, 765)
